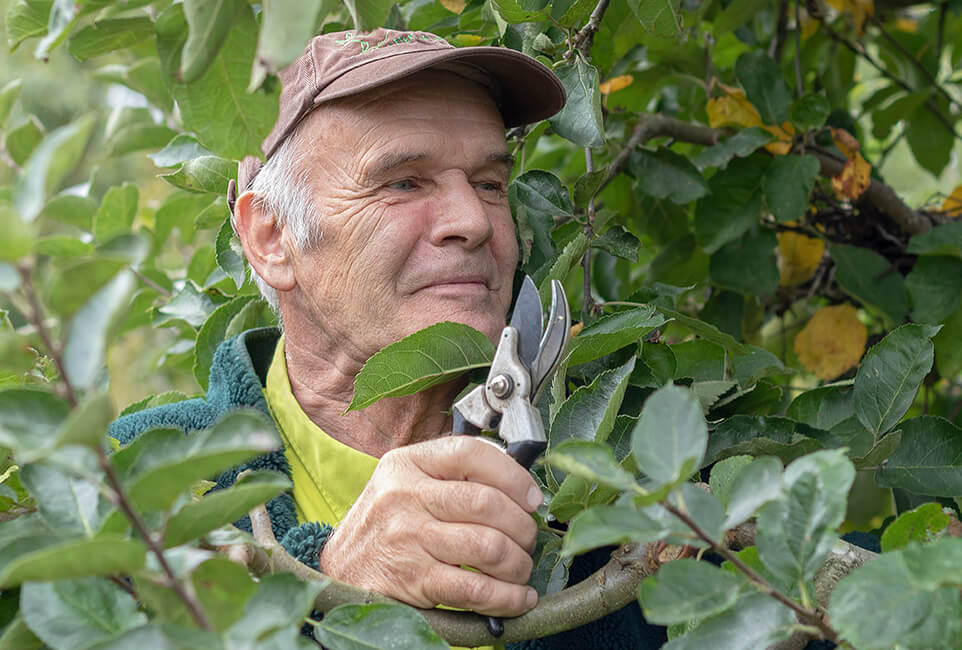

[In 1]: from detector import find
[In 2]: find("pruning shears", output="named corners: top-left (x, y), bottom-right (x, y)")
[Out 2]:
top-left (452, 275), bottom-right (570, 636)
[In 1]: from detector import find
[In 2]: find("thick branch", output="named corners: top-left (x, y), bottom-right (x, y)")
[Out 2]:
top-left (600, 114), bottom-right (930, 235)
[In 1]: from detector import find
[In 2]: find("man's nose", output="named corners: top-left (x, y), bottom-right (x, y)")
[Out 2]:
top-left (429, 173), bottom-right (496, 249)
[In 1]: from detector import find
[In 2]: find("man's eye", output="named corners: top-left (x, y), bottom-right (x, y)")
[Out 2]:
top-left (389, 179), bottom-right (416, 191)
top-left (476, 181), bottom-right (505, 193)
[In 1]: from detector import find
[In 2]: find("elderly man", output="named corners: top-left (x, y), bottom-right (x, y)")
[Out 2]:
top-left (111, 28), bottom-right (658, 649)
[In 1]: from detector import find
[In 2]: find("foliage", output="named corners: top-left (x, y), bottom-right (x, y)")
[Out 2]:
top-left (1, 0), bottom-right (962, 648)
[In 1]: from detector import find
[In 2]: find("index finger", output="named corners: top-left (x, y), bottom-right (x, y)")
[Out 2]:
top-left (404, 436), bottom-right (543, 513)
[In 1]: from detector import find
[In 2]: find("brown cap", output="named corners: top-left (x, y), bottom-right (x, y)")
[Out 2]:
top-left (227, 28), bottom-right (566, 213)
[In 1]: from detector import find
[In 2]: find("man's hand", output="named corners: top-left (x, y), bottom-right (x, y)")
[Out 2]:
top-left (318, 436), bottom-right (543, 616)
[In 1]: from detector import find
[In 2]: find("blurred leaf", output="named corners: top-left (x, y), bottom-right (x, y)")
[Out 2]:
top-left (905, 256), bottom-right (962, 324)
top-left (704, 415), bottom-right (826, 466)
top-left (0, 615), bottom-right (44, 650)
top-left (794, 304), bottom-right (866, 380)
top-left (549, 57), bottom-right (605, 148)
top-left (566, 307), bottom-right (665, 367)
top-left (155, 281), bottom-right (215, 328)
top-left (876, 416), bottom-right (962, 496)
top-left (694, 156), bottom-right (766, 254)
top-left (250, 0), bottom-right (324, 89)
top-left (94, 58), bottom-right (173, 114)
top-left (34, 0), bottom-right (75, 59)
top-left (0, 537), bottom-right (146, 588)
top-left (721, 456), bottom-right (782, 529)
top-left (43, 193), bottom-right (97, 230)
top-left (349, 322), bottom-right (494, 411)
top-left (0, 79), bottom-right (22, 127)
top-left (64, 271), bottom-right (136, 391)
top-left (164, 471), bottom-right (291, 547)
top-left (491, 0), bottom-right (545, 23)
top-left (791, 93), bottom-right (831, 131)
top-left (573, 169), bottom-right (607, 209)
top-left (14, 115), bottom-right (95, 222)
top-left (656, 307), bottom-right (749, 355)
top-left (315, 603), bottom-right (449, 650)
top-left (639, 559), bottom-right (743, 625)
top-left (547, 440), bottom-right (638, 492)
top-left (528, 530), bottom-right (569, 597)
top-left (19, 457), bottom-right (105, 534)
top-left (6, 0), bottom-right (50, 51)
top-left (93, 184), bottom-right (138, 242)
top-left (0, 205), bottom-right (35, 262)
top-left (0, 387), bottom-right (70, 463)
top-left (161, 156), bottom-right (237, 194)
top-left (534, 233), bottom-right (588, 302)
top-left (342, 0), bottom-right (395, 29)
top-left (854, 323), bottom-right (939, 437)
top-left (562, 504), bottom-right (667, 557)
top-left (906, 101), bottom-right (953, 177)
top-left (149, 133), bottom-right (214, 168)
top-left (550, 358), bottom-right (635, 449)
top-left (67, 17), bottom-right (154, 61)
top-left (831, 244), bottom-right (907, 323)
top-left (830, 152), bottom-right (872, 201)
top-left (224, 573), bottom-right (323, 645)
top-left (934, 304), bottom-right (962, 378)
top-left (708, 455), bottom-right (752, 509)
top-left (735, 51), bottom-right (792, 125)
top-left (106, 124), bottom-right (177, 157)
top-left (908, 221), bottom-right (962, 258)
top-left (630, 147), bottom-right (708, 204)
top-left (659, 591), bottom-right (794, 649)
top-left (20, 578), bottom-right (147, 650)
top-left (693, 127), bottom-right (772, 170)
top-left (193, 295), bottom-right (257, 390)
top-left (632, 383), bottom-right (707, 487)
top-left (180, 0), bottom-right (243, 83)
top-left (5, 116), bottom-right (44, 166)
top-left (709, 227), bottom-right (778, 297)
top-left (761, 155), bottom-right (819, 223)
top-left (777, 229), bottom-right (824, 287)
top-left (627, 0), bottom-right (682, 39)
top-left (880, 502), bottom-right (950, 552)
top-left (33, 236), bottom-right (92, 258)
top-left (55, 390), bottom-right (114, 449)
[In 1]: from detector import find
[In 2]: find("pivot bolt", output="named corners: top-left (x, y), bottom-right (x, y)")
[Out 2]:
top-left (488, 374), bottom-right (514, 398)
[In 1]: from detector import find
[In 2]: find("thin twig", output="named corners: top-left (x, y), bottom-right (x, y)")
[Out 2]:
top-left (770, 0), bottom-right (789, 61)
top-left (130, 266), bottom-right (172, 298)
top-left (582, 147), bottom-right (597, 317)
top-left (18, 265), bottom-right (78, 407)
top-left (565, 0), bottom-right (611, 60)
top-left (97, 447), bottom-right (214, 632)
top-left (794, 0), bottom-right (803, 96)
top-left (936, 2), bottom-right (947, 63)
top-left (662, 502), bottom-right (839, 643)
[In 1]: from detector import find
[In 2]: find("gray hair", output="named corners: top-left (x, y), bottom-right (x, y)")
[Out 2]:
top-left (246, 128), bottom-right (322, 314)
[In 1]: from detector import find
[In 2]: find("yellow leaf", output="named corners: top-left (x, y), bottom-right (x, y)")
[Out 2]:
top-left (450, 33), bottom-right (482, 46)
top-left (441, 0), bottom-right (466, 13)
top-left (706, 90), bottom-right (762, 129)
top-left (763, 122), bottom-right (796, 155)
top-left (778, 230), bottom-right (825, 287)
top-left (570, 322), bottom-right (585, 337)
top-left (600, 75), bottom-right (634, 95)
top-left (894, 17), bottom-right (918, 33)
top-left (832, 127), bottom-right (861, 160)
top-left (794, 304), bottom-right (867, 379)
top-left (831, 152), bottom-right (872, 200)
top-left (941, 185), bottom-right (962, 217)
top-left (800, 12), bottom-right (820, 39)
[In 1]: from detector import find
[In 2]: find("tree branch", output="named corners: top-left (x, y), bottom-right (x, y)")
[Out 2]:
top-left (18, 264), bottom-right (77, 407)
top-left (565, 0), bottom-right (611, 60)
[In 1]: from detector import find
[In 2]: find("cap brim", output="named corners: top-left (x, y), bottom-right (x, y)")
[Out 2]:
top-left (315, 46), bottom-right (565, 130)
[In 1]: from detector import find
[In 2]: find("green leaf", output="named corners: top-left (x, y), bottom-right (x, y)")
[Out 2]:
top-left (708, 455), bottom-right (752, 509)
top-left (549, 57), bottom-right (605, 148)
top-left (655, 307), bottom-right (748, 355)
top-left (342, 0), bottom-right (395, 30)
top-left (0, 79), bottom-right (22, 127)
top-left (906, 255), bottom-right (962, 324)
top-left (164, 471), bottom-right (291, 547)
top-left (0, 205), bottom-right (35, 262)
top-left (934, 303), bottom-right (962, 378)
top-left (906, 101), bottom-right (953, 177)
top-left (791, 93), bottom-right (831, 131)
top-left (20, 455), bottom-right (107, 534)
top-left (871, 91), bottom-right (928, 140)
top-left (349, 322), bottom-right (494, 411)
top-left (761, 154), bottom-right (819, 223)
top-left (566, 307), bottom-right (665, 367)
top-left (735, 51), bottom-right (792, 125)
top-left (627, 0), bottom-right (683, 39)
top-left (721, 456), bottom-right (782, 529)
top-left (831, 244), bottom-right (908, 324)
top-left (180, 0), bottom-right (243, 83)
top-left (528, 531), bottom-right (569, 596)
top-left (14, 115), bottom-right (95, 222)
top-left (854, 323), bottom-right (939, 437)
top-left (105, 124), bottom-right (178, 157)
top-left (550, 358), bottom-right (635, 450)
top-left (591, 226), bottom-right (641, 262)
top-left (34, 0), bottom-right (76, 59)
top-left (55, 390), bottom-right (114, 450)
top-left (704, 415), bottom-right (827, 466)
top-left (907, 220), bottom-right (962, 258)
top-left (95, 59), bottom-right (174, 114)
top-left (851, 429), bottom-right (901, 468)
top-left (491, 0), bottom-right (546, 22)
top-left (632, 383), bottom-right (707, 487)
top-left (876, 416), bottom-right (962, 496)
top-left (93, 184), bottom-right (138, 242)
top-left (694, 156), bottom-right (766, 254)
top-left (149, 133), bottom-right (214, 168)
top-left (0, 537), bottom-right (145, 588)
top-left (33, 236), bottom-right (92, 258)
top-left (639, 559), bottom-right (743, 625)
top-left (250, 0), bottom-right (324, 89)
top-left (661, 591), bottom-right (794, 650)
top-left (756, 449), bottom-right (855, 585)
top-left (66, 17), bottom-right (154, 61)
top-left (0, 388), bottom-right (70, 463)
top-left (5, 116), bottom-right (44, 166)
top-left (510, 170), bottom-right (572, 274)
top-left (155, 281), bottom-right (215, 328)
top-left (42, 193), bottom-right (97, 229)
top-left (161, 155), bottom-right (237, 194)
top-left (881, 502), bottom-right (950, 552)
top-left (693, 127), bottom-right (772, 170)
top-left (546, 440), bottom-right (638, 492)
top-left (630, 147), bottom-right (708, 204)
top-left (548, 474), bottom-right (595, 522)
top-left (225, 572), bottom-right (322, 645)
top-left (534, 232), bottom-right (588, 301)
top-left (314, 603), bottom-right (449, 650)
top-left (562, 504), bottom-right (667, 557)
top-left (786, 385), bottom-right (856, 430)
top-left (20, 578), bottom-right (147, 650)
top-left (121, 411), bottom-right (281, 510)
top-left (156, 4), bottom-right (279, 160)
top-left (573, 168), bottom-right (607, 209)
top-left (709, 227), bottom-right (778, 297)
top-left (0, 615), bottom-right (44, 650)
top-left (193, 295), bottom-right (257, 390)
top-left (64, 271), bottom-right (136, 391)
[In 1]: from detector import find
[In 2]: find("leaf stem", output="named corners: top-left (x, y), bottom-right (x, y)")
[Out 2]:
top-left (582, 147), bottom-right (598, 317)
top-left (18, 264), bottom-right (78, 407)
top-left (96, 446), bottom-right (214, 632)
top-left (660, 501), bottom-right (839, 643)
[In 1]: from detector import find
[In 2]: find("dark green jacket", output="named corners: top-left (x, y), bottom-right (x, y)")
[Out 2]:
top-left (108, 328), bottom-right (663, 649)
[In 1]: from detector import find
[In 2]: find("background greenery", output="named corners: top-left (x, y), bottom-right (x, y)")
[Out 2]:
top-left (1, 0), bottom-right (962, 647)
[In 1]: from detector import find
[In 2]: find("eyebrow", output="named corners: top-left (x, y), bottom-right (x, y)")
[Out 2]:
top-left (366, 151), bottom-right (516, 180)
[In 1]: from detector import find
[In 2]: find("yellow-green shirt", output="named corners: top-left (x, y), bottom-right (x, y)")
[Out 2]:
top-left (264, 339), bottom-right (497, 650)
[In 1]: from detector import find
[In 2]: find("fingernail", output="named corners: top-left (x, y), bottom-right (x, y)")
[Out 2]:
top-left (526, 486), bottom-right (543, 510)
top-left (526, 588), bottom-right (538, 609)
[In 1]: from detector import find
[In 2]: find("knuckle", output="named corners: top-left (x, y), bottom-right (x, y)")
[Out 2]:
top-left (470, 485), bottom-right (499, 516)
top-left (462, 573), bottom-right (495, 607)
top-left (476, 530), bottom-right (511, 567)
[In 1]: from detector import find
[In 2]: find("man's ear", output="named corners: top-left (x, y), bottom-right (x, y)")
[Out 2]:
top-left (232, 192), bottom-right (296, 292)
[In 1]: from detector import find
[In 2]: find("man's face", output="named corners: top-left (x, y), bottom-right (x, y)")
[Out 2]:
top-left (280, 71), bottom-right (519, 362)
